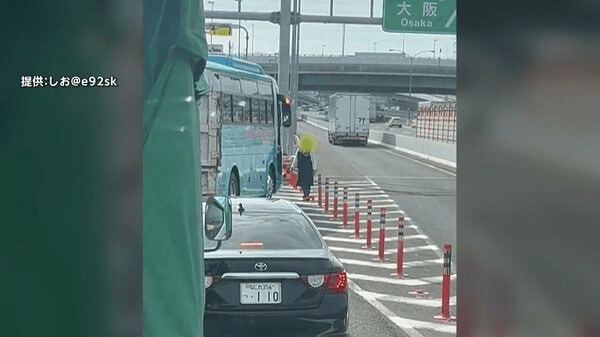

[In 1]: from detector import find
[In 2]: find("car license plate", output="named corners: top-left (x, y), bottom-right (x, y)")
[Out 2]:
top-left (240, 282), bottom-right (281, 304)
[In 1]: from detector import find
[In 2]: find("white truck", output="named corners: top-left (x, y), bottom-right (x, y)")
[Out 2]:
top-left (327, 93), bottom-right (370, 146)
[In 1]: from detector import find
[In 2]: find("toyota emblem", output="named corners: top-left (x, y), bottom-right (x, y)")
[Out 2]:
top-left (254, 261), bottom-right (268, 271)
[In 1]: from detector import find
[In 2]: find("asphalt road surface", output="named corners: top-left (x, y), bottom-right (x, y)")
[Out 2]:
top-left (273, 120), bottom-right (457, 337)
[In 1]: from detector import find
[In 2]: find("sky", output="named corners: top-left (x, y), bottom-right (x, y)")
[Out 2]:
top-left (205, 0), bottom-right (457, 59)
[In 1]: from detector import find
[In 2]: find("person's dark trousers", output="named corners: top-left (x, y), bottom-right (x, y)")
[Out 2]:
top-left (302, 185), bottom-right (311, 200)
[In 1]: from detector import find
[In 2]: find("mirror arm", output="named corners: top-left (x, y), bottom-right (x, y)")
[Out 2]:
top-left (203, 240), bottom-right (222, 253)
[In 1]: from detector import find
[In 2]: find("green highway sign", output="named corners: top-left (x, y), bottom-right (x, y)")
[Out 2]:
top-left (382, 0), bottom-right (456, 34)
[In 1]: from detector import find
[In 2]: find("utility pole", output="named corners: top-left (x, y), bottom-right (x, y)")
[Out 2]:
top-left (278, 0), bottom-right (291, 154)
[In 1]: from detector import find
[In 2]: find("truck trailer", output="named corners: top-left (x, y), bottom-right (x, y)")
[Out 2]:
top-left (328, 93), bottom-right (370, 146)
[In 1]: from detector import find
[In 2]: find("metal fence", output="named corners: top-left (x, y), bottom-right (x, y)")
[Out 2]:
top-left (415, 102), bottom-right (457, 144)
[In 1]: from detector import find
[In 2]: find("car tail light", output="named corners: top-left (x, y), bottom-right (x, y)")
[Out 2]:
top-left (205, 275), bottom-right (220, 289)
top-left (307, 275), bottom-right (325, 288)
top-left (302, 271), bottom-right (346, 293)
top-left (324, 271), bottom-right (347, 293)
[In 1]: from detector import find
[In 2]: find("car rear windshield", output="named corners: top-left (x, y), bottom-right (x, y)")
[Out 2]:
top-left (204, 212), bottom-right (323, 250)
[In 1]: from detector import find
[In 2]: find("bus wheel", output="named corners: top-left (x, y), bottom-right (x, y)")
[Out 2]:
top-left (228, 172), bottom-right (239, 196)
top-left (265, 167), bottom-right (275, 199)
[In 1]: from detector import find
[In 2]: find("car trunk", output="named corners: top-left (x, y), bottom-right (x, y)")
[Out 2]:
top-left (205, 254), bottom-right (334, 311)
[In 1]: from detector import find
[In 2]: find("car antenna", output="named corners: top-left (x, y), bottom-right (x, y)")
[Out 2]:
top-left (238, 203), bottom-right (245, 216)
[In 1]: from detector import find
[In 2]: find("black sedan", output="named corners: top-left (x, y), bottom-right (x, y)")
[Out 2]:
top-left (204, 197), bottom-right (348, 337)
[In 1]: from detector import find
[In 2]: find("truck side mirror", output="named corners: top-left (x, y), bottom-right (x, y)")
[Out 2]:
top-left (204, 196), bottom-right (232, 242)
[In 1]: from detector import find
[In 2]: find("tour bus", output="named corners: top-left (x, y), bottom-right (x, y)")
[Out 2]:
top-left (195, 54), bottom-right (291, 198)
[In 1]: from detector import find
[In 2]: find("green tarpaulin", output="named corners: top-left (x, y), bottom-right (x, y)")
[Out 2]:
top-left (143, 0), bottom-right (208, 336)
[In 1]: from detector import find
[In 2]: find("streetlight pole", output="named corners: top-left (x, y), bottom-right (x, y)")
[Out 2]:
top-left (341, 24), bottom-right (346, 57)
top-left (231, 24), bottom-right (249, 60)
top-left (235, 0), bottom-right (242, 58)
top-left (322, 44), bottom-right (325, 56)
top-left (402, 34), bottom-right (405, 54)
top-left (252, 23), bottom-right (254, 56)
top-left (407, 49), bottom-right (434, 125)
top-left (373, 42), bottom-right (377, 53)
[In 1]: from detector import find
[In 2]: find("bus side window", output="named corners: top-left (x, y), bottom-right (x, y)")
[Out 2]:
top-left (241, 79), bottom-right (259, 96)
top-left (252, 98), bottom-right (261, 123)
top-left (221, 75), bottom-right (241, 94)
top-left (232, 95), bottom-right (244, 123)
top-left (221, 95), bottom-right (233, 123)
top-left (243, 97), bottom-right (251, 123)
top-left (267, 102), bottom-right (274, 124)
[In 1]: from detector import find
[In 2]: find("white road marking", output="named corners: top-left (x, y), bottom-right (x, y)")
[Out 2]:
top-left (325, 181), bottom-right (375, 185)
top-left (348, 273), bottom-right (430, 286)
top-left (317, 226), bottom-right (418, 232)
top-left (323, 234), bottom-right (429, 243)
top-left (301, 208), bottom-right (408, 216)
top-left (302, 210), bottom-right (403, 219)
top-left (359, 288), bottom-right (457, 307)
top-left (329, 244), bottom-right (440, 255)
top-left (348, 272), bottom-right (457, 288)
top-left (337, 185), bottom-right (383, 191)
top-left (349, 280), bottom-right (427, 337)
top-left (319, 175), bottom-right (452, 180)
top-left (347, 192), bottom-right (391, 198)
top-left (420, 274), bottom-right (457, 283)
top-left (300, 196), bottom-right (395, 204)
top-left (383, 210), bottom-right (409, 215)
top-left (349, 281), bottom-right (456, 335)
top-left (338, 257), bottom-right (444, 270)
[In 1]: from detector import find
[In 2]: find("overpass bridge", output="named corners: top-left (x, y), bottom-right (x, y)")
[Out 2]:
top-left (246, 53), bottom-right (456, 95)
